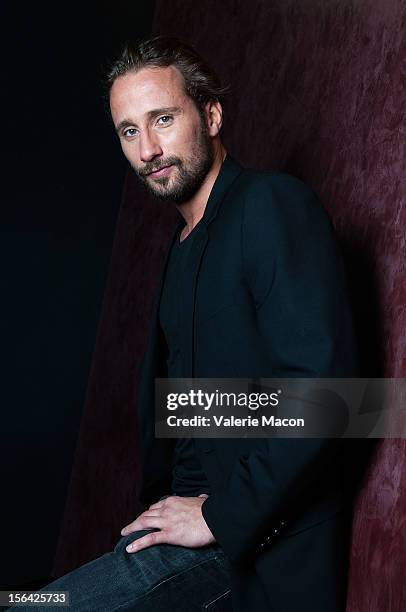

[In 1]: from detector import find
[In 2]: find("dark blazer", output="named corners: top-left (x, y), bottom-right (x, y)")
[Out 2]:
top-left (135, 155), bottom-right (358, 612)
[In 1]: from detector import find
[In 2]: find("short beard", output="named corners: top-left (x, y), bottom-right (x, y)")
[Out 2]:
top-left (132, 118), bottom-right (214, 204)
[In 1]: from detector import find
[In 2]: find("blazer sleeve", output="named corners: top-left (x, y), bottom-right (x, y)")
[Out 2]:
top-left (201, 172), bottom-right (359, 564)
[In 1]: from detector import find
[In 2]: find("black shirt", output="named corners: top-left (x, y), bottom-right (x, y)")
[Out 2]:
top-left (159, 223), bottom-right (210, 496)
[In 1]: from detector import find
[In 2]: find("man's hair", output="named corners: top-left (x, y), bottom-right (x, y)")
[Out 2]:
top-left (106, 35), bottom-right (229, 116)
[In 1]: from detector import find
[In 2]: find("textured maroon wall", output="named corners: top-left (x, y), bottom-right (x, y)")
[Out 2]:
top-left (55, 1), bottom-right (406, 610)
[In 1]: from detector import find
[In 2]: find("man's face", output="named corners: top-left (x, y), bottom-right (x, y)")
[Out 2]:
top-left (109, 66), bottom-right (213, 203)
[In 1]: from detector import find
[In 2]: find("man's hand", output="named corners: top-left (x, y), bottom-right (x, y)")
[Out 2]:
top-left (121, 494), bottom-right (215, 553)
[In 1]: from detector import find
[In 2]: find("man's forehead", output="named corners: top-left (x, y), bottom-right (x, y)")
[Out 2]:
top-left (111, 65), bottom-right (187, 106)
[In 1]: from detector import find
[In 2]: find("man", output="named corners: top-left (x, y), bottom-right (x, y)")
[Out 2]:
top-left (11, 35), bottom-right (358, 611)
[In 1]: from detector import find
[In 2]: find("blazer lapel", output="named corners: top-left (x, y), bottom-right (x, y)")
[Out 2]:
top-left (142, 155), bottom-right (244, 379)
top-left (137, 156), bottom-right (244, 500)
top-left (179, 155), bottom-right (244, 377)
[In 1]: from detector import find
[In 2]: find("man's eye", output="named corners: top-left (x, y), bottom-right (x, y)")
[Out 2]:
top-left (157, 115), bottom-right (173, 126)
top-left (123, 127), bottom-right (138, 138)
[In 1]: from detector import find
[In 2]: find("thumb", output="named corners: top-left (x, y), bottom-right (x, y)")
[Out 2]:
top-left (198, 493), bottom-right (209, 499)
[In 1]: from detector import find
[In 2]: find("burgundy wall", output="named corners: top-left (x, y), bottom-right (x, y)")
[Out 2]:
top-left (55, 1), bottom-right (406, 610)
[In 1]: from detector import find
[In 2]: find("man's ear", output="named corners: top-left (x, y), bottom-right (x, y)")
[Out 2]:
top-left (204, 99), bottom-right (223, 136)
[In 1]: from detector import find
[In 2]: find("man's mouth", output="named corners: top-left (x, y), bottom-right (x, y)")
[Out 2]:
top-left (146, 164), bottom-right (174, 178)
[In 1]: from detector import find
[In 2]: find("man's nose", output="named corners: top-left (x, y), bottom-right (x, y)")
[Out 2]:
top-left (139, 129), bottom-right (162, 162)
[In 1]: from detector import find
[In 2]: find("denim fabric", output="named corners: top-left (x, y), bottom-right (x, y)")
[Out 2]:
top-left (7, 528), bottom-right (232, 611)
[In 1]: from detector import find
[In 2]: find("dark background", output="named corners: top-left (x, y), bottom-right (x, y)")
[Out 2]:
top-left (1, 1), bottom-right (155, 587)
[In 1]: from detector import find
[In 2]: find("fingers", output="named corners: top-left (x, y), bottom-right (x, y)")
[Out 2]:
top-left (148, 501), bottom-right (165, 510)
top-left (126, 529), bottom-right (165, 553)
top-left (121, 514), bottom-right (163, 535)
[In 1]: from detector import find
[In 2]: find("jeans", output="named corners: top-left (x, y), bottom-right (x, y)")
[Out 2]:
top-left (7, 529), bottom-right (232, 611)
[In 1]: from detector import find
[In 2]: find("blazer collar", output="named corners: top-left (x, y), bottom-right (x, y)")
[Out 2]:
top-left (201, 154), bottom-right (244, 226)
top-left (174, 154), bottom-right (244, 237)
